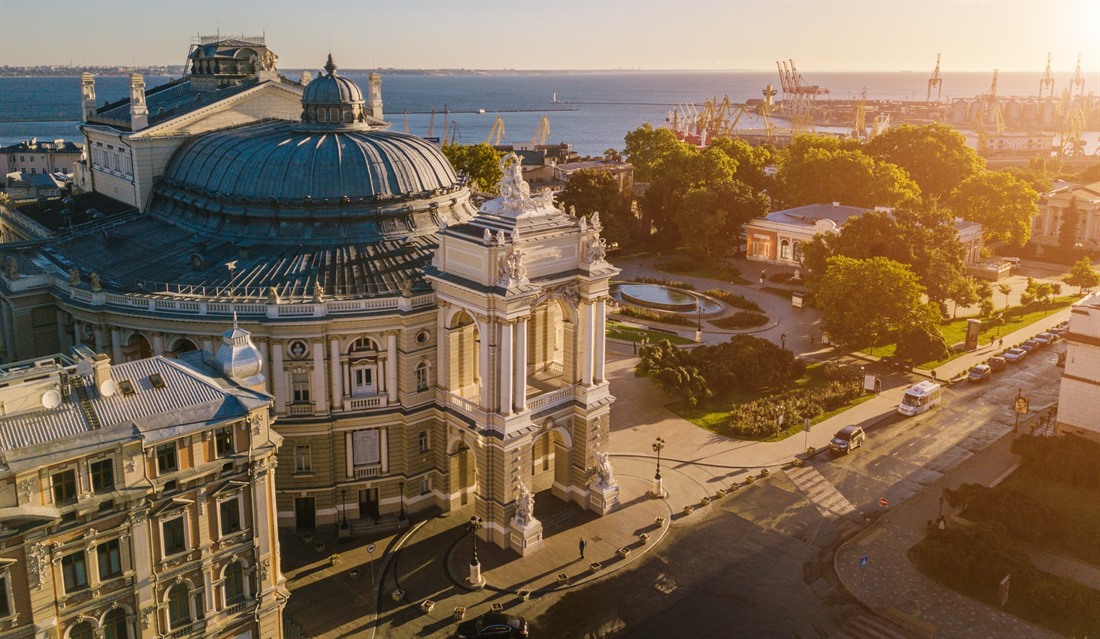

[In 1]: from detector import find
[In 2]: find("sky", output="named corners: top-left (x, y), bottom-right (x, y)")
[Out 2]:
top-left (0, 0), bottom-right (1098, 73)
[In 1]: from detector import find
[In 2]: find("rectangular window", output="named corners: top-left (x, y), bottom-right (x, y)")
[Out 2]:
top-left (219, 498), bottom-right (242, 536)
top-left (214, 426), bottom-right (234, 458)
top-left (294, 446), bottom-right (312, 473)
top-left (156, 442), bottom-right (178, 474)
top-left (292, 372), bottom-right (310, 403)
top-left (418, 431), bottom-right (430, 453)
top-left (420, 476), bottom-right (431, 495)
top-left (162, 516), bottom-right (186, 556)
top-left (415, 365), bottom-right (429, 391)
top-left (61, 552), bottom-right (88, 592)
top-left (52, 469), bottom-right (77, 504)
top-left (97, 539), bottom-right (122, 580)
top-left (91, 458), bottom-right (115, 492)
top-left (0, 575), bottom-right (10, 617)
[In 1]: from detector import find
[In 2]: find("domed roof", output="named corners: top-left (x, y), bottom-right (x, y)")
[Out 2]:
top-left (303, 54), bottom-right (363, 105)
top-left (160, 120), bottom-right (458, 202)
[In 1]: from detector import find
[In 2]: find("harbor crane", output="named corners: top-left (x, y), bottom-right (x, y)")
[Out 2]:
top-left (1071, 53), bottom-right (1085, 99)
top-left (531, 115), bottom-right (550, 145)
top-left (486, 115), bottom-right (506, 145)
top-left (853, 88), bottom-right (867, 139)
top-left (1039, 53), bottom-right (1055, 99)
top-left (927, 53), bottom-right (943, 102)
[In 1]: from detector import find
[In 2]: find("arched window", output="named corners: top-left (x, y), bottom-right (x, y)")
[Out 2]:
top-left (223, 561), bottom-right (245, 605)
top-left (780, 239), bottom-right (791, 261)
top-left (348, 338), bottom-right (379, 396)
top-left (792, 241), bottom-right (803, 262)
top-left (102, 609), bottom-right (128, 639)
top-left (167, 584), bottom-right (190, 629)
top-left (69, 623), bottom-right (94, 639)
top-left (415, 361), bottom-right (430, 392)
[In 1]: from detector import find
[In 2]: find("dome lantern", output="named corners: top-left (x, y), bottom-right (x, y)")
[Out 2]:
top-left (300, 54), bottom-right (369, 129)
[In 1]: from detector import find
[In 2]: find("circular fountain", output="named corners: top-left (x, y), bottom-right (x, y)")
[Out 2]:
top-left (610, 283), bottom-right (723, 315)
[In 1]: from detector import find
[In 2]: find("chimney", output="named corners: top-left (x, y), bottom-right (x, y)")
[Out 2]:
top-left (92, 353), bottom-right (112, 391)
top-left (129, 72), bottom-right (148, 131)
top-left (368, 71), bottom-right (383, 120)
top-left (81, 72), bottom-right (97, 122)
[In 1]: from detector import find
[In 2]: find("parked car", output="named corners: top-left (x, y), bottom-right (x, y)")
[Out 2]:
top-left (1035, 332), bottom-right (1057, 344)
top-left (967, 364), bottom-right (992, 383)
top-left (987, 356), bottom-right (1008, 372)
top-left (830, 425), bottom-right (866, 454)
top-left (1003, 348), bottom-right (1027, 362)
top-left (1019, 339), bottom-right (1041, 352)
top-left (456, 613), bottom-right (529, 639)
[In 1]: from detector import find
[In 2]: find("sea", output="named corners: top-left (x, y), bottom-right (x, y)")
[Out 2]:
top-left (1, 70), bottom-right (1096, 156)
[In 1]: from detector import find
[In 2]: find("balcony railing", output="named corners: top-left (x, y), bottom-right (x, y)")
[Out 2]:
top-left (287, 403), bottom-right (314, 416)
top-left (527, 384), bottom-right (575, 412)
top-left (167, 622), bottom-right (195, 639)
top-left (353, 464), bottom-right (382, 479)
top-left (343, 395), bottom-right (388, 411)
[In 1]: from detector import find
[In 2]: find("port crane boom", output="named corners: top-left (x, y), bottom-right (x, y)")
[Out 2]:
top-left (531, 115), bottom-right (550, 145)
top-left (927, 53), bottom-right (943, 102)
top-left (486, 115), bottom-right (506, 145)
top-left (1039, 53), bottom-right (1055, 99)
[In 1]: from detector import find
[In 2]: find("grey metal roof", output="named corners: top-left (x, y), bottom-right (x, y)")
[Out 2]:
top-left (160, 120), bottom-right (458, 203)
top-left (761, 203), bottom-right (868, 226)
top-left (91, 76), bottom-right (300, 129)
top-left (0, 356), bottom-right (251, 454)
top-left (303, 73), bottom-right (363, 105)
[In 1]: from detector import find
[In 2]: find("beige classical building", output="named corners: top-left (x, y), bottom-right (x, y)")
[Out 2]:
top-left (0, 334), bottom-right (285, 639)
top-left (0, 47), bottom-right (619, 554)
top-left (1056, 293), bottom-right (1100, 442)
top-left (74, 35), bottom-right (307, 210)
top-left (1031, 181), bottom-right (1100, 253)
top-left (0, 139), bottom-right (83, 178)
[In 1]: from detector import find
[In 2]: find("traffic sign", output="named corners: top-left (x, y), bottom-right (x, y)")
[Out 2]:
top-left (860, 556), bottom-right (869, 567)
top-left (367, 543), bottom-right (377, 554)
top-left (879, 497), bottom-right (889, 508)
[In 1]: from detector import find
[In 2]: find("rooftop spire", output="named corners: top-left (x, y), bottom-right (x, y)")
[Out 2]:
top-left (325, 53), bottom-right (337, 76)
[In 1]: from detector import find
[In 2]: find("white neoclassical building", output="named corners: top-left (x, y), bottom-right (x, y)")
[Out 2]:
top-left (0, 48), bottom-right (620, 554)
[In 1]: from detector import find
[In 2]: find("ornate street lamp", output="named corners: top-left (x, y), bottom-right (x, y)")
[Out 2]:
top-left (651, 437), bottom-right (666, 497)
top-left (466, 516), bottom-right (485, 587)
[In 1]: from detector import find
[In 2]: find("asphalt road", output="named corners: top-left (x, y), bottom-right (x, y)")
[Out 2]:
top-left (527, 344), bottom-right (1065, 639)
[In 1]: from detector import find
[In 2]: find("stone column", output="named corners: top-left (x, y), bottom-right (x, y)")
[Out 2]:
top-left (56, 310), bottom-right (69, 353)
top-left (499, 321), bottom-right (513, 416)
top-left (271, 343), bottom-right (286, 413)
top-left (594, 299), bottom-right (606, 383)
top-left (151, 333), bottom-right (164, 356)
top-left (311, 341), bottom-right (327, 413)
top-left (513, 316), bottom-right (527, 412)
top-left (386, 332), bottom-right (398, 403)
top-left (202, 568), bottom-right (215, 618)
top-left (127, 510), bottom-right (155, 639)
top-left (580, 302), bottom-right (594, 386)
top-left (329, 338), bottom-right (343, 410)
top-left (73, 319), bottom-right (82, 346)
top-left (256, 338), bottom-right (270, 393)
top-left (478, 320), bottom-right (491, 409)
top-left (111, 328), bottom-right (123, 364)
top-left (94, 325), bottom-right (108, 354)
top-left (437, 310), bottom-right (450, 391)
top-left (202, 337), bottom-right (214, 357)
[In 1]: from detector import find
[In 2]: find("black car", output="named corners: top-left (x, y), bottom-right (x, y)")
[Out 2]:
top-left (987, 356), bottom-right (1008, 372)
top-left (967, 364), bottom-right (991, 383)
top-left (456, 613), bottom-right (529, 639)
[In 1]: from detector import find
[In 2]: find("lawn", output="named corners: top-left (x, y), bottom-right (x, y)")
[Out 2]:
top-left (862, 296), bottom-right (1077, 366)
top-left (606, 320), bottom-right (692, 346)
top-left (670, 362), bottom-right (875, 441)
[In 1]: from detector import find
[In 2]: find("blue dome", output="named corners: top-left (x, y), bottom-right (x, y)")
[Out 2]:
top-left (303, 73), bottom-right (363, 105)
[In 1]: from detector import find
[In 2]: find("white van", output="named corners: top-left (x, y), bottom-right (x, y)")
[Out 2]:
top-left (897, 380), bottom-right (942, 416)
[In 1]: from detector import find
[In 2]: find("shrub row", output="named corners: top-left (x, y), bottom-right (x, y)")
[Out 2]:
top-left (702, 289), bottom-right (763, 312)
top-left (615, 305), bottom-right (696, 326)
top-left (724, 375), bottom-right (862, 438)
top-left (710, 311), bottom-right (768, 329)
top-left (632, 276), bottom-right (696, 291)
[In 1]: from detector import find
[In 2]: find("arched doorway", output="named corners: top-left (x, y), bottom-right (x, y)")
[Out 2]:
top-left (123, 334), bottom-right (152, 362)
top-left (531, 424), bottom-right (573, 500)
top-left (169, 337), bottom-right (198, 357)
top-left (444, 310), bottom-right (482, 402)
top-left (447, 438), bottom-right (478, 510)
top-left (526, 296), bottom-right (575, 391)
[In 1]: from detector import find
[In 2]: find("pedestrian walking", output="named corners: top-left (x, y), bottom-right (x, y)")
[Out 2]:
top-left (931, 369), bottom-right (938, 381)
top-left (999, 338), bottom-right (1004, 348)
top-left (579, 537), bottom-right (587, 559)
top-left (809, 334), bottom-right (814, 346)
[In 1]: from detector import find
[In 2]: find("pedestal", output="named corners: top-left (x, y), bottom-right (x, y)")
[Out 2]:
top-left (467, 561), bottom-right (485, 588)
top-left (589, 481), bottom-right (620, 515)
top-left (651, 476), bottom-right (664, 497)
top-left (508, 518), bottom-right (544, 557)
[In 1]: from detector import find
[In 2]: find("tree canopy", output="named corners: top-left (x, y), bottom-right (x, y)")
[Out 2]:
top-left (441, 143), bottom-right (503, 194)
top-left (815, 255), bottom-right (940, 349)
top-left (865, 123), bottom-right (984, 201)
top-left (555, 168), bottom-right (633, 244)
top-left (1065, 257), bottom-right (1100, 293)
top-left (623, 124), bottom-right (686, 183)
top-left (949, 171), bottom-right (1039, 247)
top-left (774, 136), bottom-right (921, 209)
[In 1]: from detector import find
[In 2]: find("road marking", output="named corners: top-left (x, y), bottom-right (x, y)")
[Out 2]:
top-left (785, 465), bottom-right (862, 538)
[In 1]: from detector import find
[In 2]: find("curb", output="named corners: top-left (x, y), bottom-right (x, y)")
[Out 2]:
top-left (369, 519), bottom-right (430, 639)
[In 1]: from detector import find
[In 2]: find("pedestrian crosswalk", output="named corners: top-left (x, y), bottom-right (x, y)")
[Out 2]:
top-left (785, 465), bottom-right (863, 539)
top-left (833, 613), bottom-right (926, 639)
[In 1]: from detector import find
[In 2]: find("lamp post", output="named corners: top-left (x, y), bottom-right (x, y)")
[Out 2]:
top-left (780, 333), bottom-right (786, 350)
top-left (398, 481), bottom-right (406, 520)
top-left (340, 489), bottom-right (347, 525)
top-left (651, 437), bottom-right (666, 497)
top-left (466, 516), bottom-right (485, 587)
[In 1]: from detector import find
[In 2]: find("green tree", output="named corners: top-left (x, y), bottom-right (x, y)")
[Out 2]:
top-left (441, 143), bottom-right (503, 194)
top-left (997, 282), bottom-right (1012, 310)
top-left (556, 168), bottom-right (633, 244)
top-left (623, 124), bottom-right (686, 182)
top-left (815, 256), bottom-right (939, 349)
top-left (1064, 256), bottom-right (1100, 293)
top-left (774, 145), bottom-right (921, 209)
top-left (976, 280), bottom-right (995, 317)
top-left (634, 340), bottom-right (711, 407)
top-left (603, 148), bottom-right (623, 163)
top-left (866, 123), bottom-right (985, 201)
top-left (947, 276), bottom-right (980, 318)
top-left (1059, 195), bottom-right (1080, 255)
top-left (708, 136), bottom-right (774, 193)
top-left (949, 171), bottom-right (1039, 247)
top-left (688, 335), bottom-right (805, 393)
